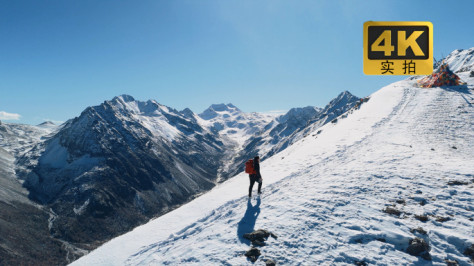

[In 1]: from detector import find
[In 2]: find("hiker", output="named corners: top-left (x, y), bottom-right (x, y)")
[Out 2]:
top-left (246, 156), bottom-right (262, 197)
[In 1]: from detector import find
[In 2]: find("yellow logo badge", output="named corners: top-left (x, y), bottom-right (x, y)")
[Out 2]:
top-left (363, 21), bottom-right (433, 75)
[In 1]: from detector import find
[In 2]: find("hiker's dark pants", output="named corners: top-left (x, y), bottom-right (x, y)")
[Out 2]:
top-left (249, 174), bottom-right (262, 196)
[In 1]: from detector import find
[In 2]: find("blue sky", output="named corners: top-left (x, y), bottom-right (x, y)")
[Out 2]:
top-left (1, 0), bottom-right (473, 124)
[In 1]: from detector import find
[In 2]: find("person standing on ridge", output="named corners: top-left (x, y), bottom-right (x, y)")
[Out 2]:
top-left (248, 156), bottom-right (262, 197)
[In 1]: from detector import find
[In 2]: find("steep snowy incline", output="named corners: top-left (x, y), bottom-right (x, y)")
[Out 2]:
top-left (76, 76), bottom-right (473, 265)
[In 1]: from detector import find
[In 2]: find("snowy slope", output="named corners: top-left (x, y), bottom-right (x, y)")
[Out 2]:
top-left (73, 75), bottom-right (474, 265)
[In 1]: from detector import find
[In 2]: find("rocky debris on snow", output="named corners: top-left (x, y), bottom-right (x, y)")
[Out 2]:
top-left (244, 247), bottom-right (261, 262)
top-left (265, 258), bottom-right (276, 266)
top-left (243, 229), bottom-right (277, 247)
top-left (414, 214), bottom-right (429, 222)
top-left (408, 196), bottom-right (428, 206)
top-left (395, 199), bottom-right (406, 204)
top-left (242, 229), bottom-right (278, 262)
top-left (447, 180), bottom-right (468, 186)
top-left (406, 237), bottom-right (431, 260)
top-left (252, 239), bottom-right (265, 247)
top-left (410, 227), bottom-right (427, 235)
top-left (355, 261), bottom-right (368, 266)
top-left (383, 206), bottom-right (402, 216)
top-left (445, 259), bottom-right (459, 266)
top-left (451, 146), bottom-right (457, 149)
top-left (464, 244), bottom-right (474, 261)
top-left (470, 70), bottom-right (474, 77)
top-left (435, 216), bottom-right (450, 222)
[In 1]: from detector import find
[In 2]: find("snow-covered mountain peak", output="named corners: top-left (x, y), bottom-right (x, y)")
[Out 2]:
top-left (329, 90), bottom-right (358, 106)
top-left (37, 121), bottom-right (56, 127)
top-left (211, 103), bottom-right (240, 112)
top-left (199, 103), bottom-right (241, 120)
top-left (180, 107), bottom-right (195, 118)
top-left (443, 47), bottom-right (474, 73)
top-left (277, 106), bottom-right (321, 124)
top-left (113, 94), bottom-right (136, 103)
top-left (198, 104), bottom-right (276, 146)
top-left (107, 95), bottom-right (167, 117)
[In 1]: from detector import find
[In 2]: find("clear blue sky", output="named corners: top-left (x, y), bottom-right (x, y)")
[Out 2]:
top-left (1, 0), bottom-right (473, 124)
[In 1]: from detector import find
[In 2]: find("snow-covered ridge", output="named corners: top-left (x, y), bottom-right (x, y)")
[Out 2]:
top-left (443, 47), bottom-right (474, 73)
top-left (73, 72), bottom-right (474, 265)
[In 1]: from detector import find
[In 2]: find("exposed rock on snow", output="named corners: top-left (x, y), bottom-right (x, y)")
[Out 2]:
top-left (243, 229), bottom-right (277, 247)
top-left (265, 258), bottom-right (277, 266)
top-left (406, 237), bottom-right (431, 260)
top-left (244, 247), bottom-right (261, 262)
top-left (414, 214), bottom-right (429, 222)
top-left (464, 244), bottom-right (474, 261)
top-left (447, 180), bottom-right (469, 186)
top-left (410, 227), bottom-right (427, 235)
top-left (445, 259), bottom-right (459, 266)
top-left (383, 206), bottom-right (402, 216)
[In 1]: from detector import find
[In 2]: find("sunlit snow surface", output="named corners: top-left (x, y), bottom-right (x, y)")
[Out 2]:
top-left (74, 75), bottom-right (474, 265)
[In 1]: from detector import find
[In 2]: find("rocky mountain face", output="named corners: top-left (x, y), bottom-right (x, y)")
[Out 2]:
top-left (0, 122), bottom-right (69, 265)
top-left (12, 95), bottom-right (229, 262)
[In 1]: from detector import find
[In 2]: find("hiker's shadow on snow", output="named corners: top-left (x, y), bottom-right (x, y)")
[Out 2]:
top-left (237, 197), bottom-right (261, 244)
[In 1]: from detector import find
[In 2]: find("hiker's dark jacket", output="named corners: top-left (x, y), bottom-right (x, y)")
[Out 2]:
top-left (253, 160), bottom-right (261, 177)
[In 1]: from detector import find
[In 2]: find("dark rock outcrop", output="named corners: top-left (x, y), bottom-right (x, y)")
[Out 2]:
top-left (406, 238), bottom-right (431, 260)
top-left (265, 258), bottom-right (277, 266)
top-left (245, 247), bottom-right (261, 262)
top-left (243, 229), bottom-right (277, 245)
top-left (383, 206), bottom-right (402, 216)
top-left (414, 214), bottom-right (429, 222)
top-left (464, 244), bottom-right (474, 261)
top-left (410, 227), bottom-right (427, 235)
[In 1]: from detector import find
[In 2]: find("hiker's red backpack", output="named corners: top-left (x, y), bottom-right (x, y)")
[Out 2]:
top-left (245, 159), bottom-right (256, 175)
